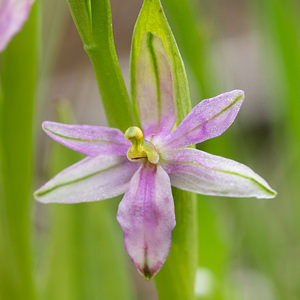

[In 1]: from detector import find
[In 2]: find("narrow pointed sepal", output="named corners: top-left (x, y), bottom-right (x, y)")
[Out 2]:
top-left (161, 148), bottom-right (277, 199)
top-left (162, 90), bottom-right (244, 149)
top-left (34, 155), bottom-right (138, 203)
top-left (42, 121), bottom-right (130, 156)
top-left (117, 164), bottom-right (176, 279)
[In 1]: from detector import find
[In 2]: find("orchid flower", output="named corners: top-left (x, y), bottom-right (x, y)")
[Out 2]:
top-left (35, 33), bottom-right (276, 279)
top-left (0, 0), bottom-right (34, 51)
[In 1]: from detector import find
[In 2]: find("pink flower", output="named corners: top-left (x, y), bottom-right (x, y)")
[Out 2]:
top-left (0, 0), bottom-right (34, 51)
top-left (35, 34), bottom-right (276, 279)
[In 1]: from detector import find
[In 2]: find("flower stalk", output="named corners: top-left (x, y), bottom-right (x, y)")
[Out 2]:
top-left (155, 188), bottom-right (197, 300)
top-left (66, 0), bottom-right (135, 131)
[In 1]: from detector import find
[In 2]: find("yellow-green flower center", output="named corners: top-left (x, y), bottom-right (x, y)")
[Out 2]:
top-left (125, 127), bottom-right (159, 164)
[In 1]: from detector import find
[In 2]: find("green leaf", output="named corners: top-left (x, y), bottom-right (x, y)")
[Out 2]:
top-left (156, 188), bottom-right (197, 300)
top-left (0, 4), bottom-right (38, 299)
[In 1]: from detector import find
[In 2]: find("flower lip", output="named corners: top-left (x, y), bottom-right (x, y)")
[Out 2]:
top-left (125, 126), bottom-right (159, 164)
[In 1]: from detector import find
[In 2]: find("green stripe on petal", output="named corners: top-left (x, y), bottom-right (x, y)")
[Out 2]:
top-left (146, 33), bottom-right (161, 122)
top-left (35, 163), bottom-right (120, 197)
top-left (161, 148), bottom-right (277, 199)
top-left (135, 32), bottom-right (176, 138)
top-left (42, 121), bottom-right (130, 156)
top-left (34, 155), bottom-right (138, 204)
top-left (162, 90), bottom-right (244, 149)
top-left (213, 169), bottom-right (277, 197)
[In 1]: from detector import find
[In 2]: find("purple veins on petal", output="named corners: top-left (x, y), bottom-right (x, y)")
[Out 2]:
top-left (42, 121), bottom-right (131, 156)
top-left (161, 148), bottom-right (277, 199)
top-left (0, 0), bottom-right (34, 51)
top-left (34, 155), bottom-right (138, 204)
top-left (161, 90), bottom-right (244, 149)
top-left (117, 163), bottom-right (176, 279)
top-left (136, 33), bottom-right (176, 139)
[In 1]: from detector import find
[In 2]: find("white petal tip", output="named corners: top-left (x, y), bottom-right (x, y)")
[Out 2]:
top-left (33, 189), bottom-right (50, 204)
top-left (42, 121), bottom-right (54, 131)
top-left (234, 89), bottom-right (245, 95)
top-left (232, 89), bottom-right (245, 101)
top-left (257, 189), bottom-right (277, 199)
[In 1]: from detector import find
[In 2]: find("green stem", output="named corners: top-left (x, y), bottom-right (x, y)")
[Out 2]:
top-left (66, 0), bottom-right (135, 131)
top-left (155, 188), bottom-right (197, 300)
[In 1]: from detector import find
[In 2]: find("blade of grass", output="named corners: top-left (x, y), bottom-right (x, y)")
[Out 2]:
top-left (0, 3), bottom-right (39, 299)
top-left (36, 0), bottom-right (69, 132)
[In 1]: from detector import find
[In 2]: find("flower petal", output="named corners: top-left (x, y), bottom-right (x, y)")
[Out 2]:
top-left (42, 121), bottom-right (131, 156)
top-left (0, 0), bottom-right (34, 51)
top-left (136, 33), bottom-right (176, 139)
top-left (161, 90), bottom-right (244, 149)
top-left (117, 163), bottom-right (176, 279)
top-left (161, 148), bottom-right (277, 199)
top-left (34, 155), bottom-right (138, 203)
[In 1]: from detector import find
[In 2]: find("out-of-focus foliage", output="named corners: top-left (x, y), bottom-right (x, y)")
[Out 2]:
top-left (164, 0), bottom-right (300, 299)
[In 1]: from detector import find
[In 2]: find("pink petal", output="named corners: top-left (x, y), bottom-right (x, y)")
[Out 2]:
top-left (0, 0), bottom-right (34, 51)
top-left (161, 90), bottom-right (244, 149)
top-left (136, 33), bottom-right (176, 139)
top-left (34, 155), bottom-right (138, 203)
top-left (117, 163), bottom-right (176, 279)
top-left (161, 148), bottom-right (277, 198)
top-left (42, 121), bottom-right (131, 156)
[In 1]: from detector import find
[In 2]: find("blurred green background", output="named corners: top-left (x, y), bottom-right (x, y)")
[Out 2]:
top-left (1, 0), bottom-right (300, 299)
